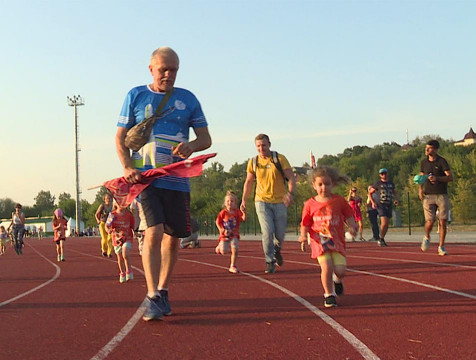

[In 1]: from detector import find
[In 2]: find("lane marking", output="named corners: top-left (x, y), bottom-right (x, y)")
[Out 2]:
top-left (241, 255), bottom-right (476, 300)
top-left (0, 243), bottom-right (61, 307)
top-left (181, 258), bottom-right (380, 360)
top-left (90, 299), bottom-right (148, 360)
top-left (68, 249), bottom-right (148, 360)
top-left (285, 250), bottom-right (476, 269)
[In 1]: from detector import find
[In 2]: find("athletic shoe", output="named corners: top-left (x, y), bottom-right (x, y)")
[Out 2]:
top-left (57, 254), bottom-right (61, 262)
top-left (438, 246), bottom-right (448, 256)
top-left (334, 282), bottom-right (344, 296)
top-left (378, 238), bottom-right (388, 247)
top-left (142, 296), bottom-right (164, 321)
top-left (126, 270), bottom-right (134, 281)
top-left (108, 254), bottom-right (113, 258)
top-left (359, 237), bottom-right (366, 242)
top-left (421, 237), bottom-right (430, 252)
top-left (265, 262), bottom-right (276, 274)
top-left (159, 290), bottom-right (172, 316)
top-left (274, 248), bottom-right (284, 267)
top-left (102, 252), bottom-right (107, 257)
top-left (119, 273), bottom-right (126, 283)
top-left (229, 265), bottom-right (239, 274)
top-left (324, 295), bottom-right (337, 308)
top-left (61, 254), bottom-right (65, 262)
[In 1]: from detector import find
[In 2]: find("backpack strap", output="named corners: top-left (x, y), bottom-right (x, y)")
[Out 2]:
top-left (271, 151), bottom-right (287, 182)
top-left (251, 151), bottom-right (287, 180)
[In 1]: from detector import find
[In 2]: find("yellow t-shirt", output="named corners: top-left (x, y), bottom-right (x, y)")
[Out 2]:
top-left (246, 153), bottom-right (291, 203)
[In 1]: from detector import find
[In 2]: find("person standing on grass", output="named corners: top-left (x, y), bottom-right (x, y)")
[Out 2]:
top-left (116, 46), bottom-right (211, 321)
top-left (95, 193), bottom-right (114, 258)
top-left (299, 166), bottom-right (357, 308)
top-left (373, 168), bottom-right (399, 247)
top-left (419, 139), bottom-right (453, 256)
top-left (215, 191), bottom-right (246, 274)
top-left (105, 202), bottom-right (135, 283)
top-left (52, 208), bottom-right (67, 262)
top-left (240, 134), bottom-right (296, 274)
top-left (347, 187), bottom-right (364, 241)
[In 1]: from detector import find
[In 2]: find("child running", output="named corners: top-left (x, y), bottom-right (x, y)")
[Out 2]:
top-left (0, 226), bottom-right (7, 255)
top-left (299, 166), bottom-right (357, 308)
top-left (105, 201), bottom-right (135, 283)
top-left (52, 208), bottom-right (68, 262)
top-left (215, 191), bottom-right (246, 274)
top-left (95, 193), bottom-right (114, 257)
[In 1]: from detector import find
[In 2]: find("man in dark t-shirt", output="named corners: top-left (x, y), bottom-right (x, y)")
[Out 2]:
top-left (419, 140), bottom-right (453, 255)
top-left (373, 168), bottom-right (399, 247)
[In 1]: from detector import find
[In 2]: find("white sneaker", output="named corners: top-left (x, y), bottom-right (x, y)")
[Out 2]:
top-left (438, 246), bottom-right (448, 256)
top-left (421, 237), bottom-right (430, 252)
top-left (228, 265), bottom-right (239, 274)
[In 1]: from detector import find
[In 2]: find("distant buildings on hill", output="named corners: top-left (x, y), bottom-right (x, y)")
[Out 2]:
top-left (454, 127), bottom-right (476, 147)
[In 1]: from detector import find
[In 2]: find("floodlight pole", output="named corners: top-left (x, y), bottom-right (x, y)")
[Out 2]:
top-left (67, 95), bottom-right (84, 235)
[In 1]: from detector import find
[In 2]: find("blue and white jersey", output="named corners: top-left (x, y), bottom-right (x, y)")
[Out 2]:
top-left (118, 85), bottom-right (208, 192)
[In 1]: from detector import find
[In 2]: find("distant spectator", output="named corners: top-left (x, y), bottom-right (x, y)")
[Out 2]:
top-left (373, 168), bottom-right (398, 247)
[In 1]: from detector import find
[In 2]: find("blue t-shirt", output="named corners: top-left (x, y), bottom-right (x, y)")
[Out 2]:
top-left (118, 85), bottom-right (208, 192)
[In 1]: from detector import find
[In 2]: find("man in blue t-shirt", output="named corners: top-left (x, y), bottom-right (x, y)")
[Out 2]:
top-left (116, 47), bottom-right (211, 321)
top-left (373, 168), bottom-right (399, 247)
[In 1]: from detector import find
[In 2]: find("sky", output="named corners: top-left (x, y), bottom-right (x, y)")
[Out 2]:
top-left (1, 0), bottom-right (475, 206)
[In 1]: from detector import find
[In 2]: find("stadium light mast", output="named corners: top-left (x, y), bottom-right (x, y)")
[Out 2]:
top-left (67, 95), bottom-right (84, 235)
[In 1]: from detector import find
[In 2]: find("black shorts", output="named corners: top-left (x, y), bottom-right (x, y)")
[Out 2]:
top-left (377, 204), bottom-right (393, 218)
top-left (55, 238), bottom-right (65, 245)
top-left (139, 187), bottom-right (191, 238)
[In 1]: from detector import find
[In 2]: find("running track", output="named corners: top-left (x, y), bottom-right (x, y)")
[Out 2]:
top-left (1, 237), bottom-right (475, 360)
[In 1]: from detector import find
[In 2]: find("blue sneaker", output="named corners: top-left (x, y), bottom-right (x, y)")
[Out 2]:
top-left (142, 296), bottom-right (164, 321)
top-left (159, 290), bottom-right (172, 316)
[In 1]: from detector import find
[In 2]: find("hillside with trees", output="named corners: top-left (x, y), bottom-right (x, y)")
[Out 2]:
top-left (1, 137), bottom-right (475, 233)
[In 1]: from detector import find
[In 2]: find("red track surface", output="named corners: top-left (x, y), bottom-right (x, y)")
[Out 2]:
top-left (1, 237), bottom-right (475, 360)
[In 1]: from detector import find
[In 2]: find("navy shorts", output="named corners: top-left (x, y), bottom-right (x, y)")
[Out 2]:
top-left (377, 204), bottom-right (393, 218)
top-left (139, 187), bottom-right (191, 238)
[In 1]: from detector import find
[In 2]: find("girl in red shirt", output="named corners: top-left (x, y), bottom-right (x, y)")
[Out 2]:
top-left (299, 166), bottom-right (357, 308)
top-left (215, 191), bottom-right (246, 273)
top-left (53, 208), bottom-right (68, 262)
top-left (105, 202), bottom-right (135, 283)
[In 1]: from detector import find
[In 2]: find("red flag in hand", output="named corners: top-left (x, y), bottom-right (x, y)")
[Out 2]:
top-left (104, 153), bottom-right (216, 208)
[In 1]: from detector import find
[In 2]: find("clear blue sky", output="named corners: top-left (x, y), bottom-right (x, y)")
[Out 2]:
top-left (1, 0), bottom-right (475, 206)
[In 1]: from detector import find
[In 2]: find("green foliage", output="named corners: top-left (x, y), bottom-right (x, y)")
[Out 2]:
top-left (0, 198), bottom-right (16, 218)
top-left (189, 139), bottom-right (475, 227)
top-left (34, 190), bottom-right (56, 216)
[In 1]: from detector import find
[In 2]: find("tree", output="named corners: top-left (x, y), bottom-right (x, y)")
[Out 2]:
top-left (58, 192), bottom-right (76, 217)
top-left (0, 198), bottom-right (16, 219)
top-left (34, 190), bottom-right (55, 216)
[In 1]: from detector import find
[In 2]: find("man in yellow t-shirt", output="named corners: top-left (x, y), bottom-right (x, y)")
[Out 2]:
top-left (241, 134), bottom-right (296, 274)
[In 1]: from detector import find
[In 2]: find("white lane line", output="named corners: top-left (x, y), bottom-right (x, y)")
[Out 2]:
top-left (68, 249), bottom-right (147, 360)
top-left (351, 255), bottom-right (476, 269)
top-left (348, 268), bottom-right (476, 300)
top-left (241, 255), bottom-right (476, 300)
top-left (90, 299), bottom-right (148, 360)
top-left (181, 258), bottom-right (381, 360)
top-left (0, 243), bottom-right (61, 307)
top-left (285, 250), bottom-right (476, 269)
